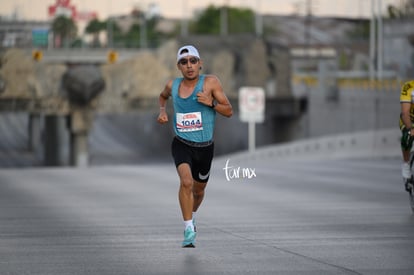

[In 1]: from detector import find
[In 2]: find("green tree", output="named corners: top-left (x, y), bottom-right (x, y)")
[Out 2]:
top-left (227, 6), bottom-right (255, 34)
top-left (124, 23), bottom-right (141, 48)
top-left (191, 6), bottom-right (221, 34)
top-left (387, 5), bottom-right (401, 19)
top-left (85, 19), bottom-right (106, 47)
top-left (52, 15), bottom-right (77, 48)
top-left (108, 17), bottom-right (163, 48)
top-left (387, 0), bottom-right (414, 18)
top-left (145, 17), bottom-right (164, 47)
top-left (191, 5), bottom-right (255, 35)
top-left (103, 19), bottom-right (122, 47)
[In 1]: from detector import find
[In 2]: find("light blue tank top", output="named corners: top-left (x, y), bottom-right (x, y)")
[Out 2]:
top-left (172, 75), bottom-right (216, 143)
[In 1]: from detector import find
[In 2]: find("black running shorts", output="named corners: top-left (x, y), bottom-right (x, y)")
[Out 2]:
top-left (171, 136), bottom-right (214, 183)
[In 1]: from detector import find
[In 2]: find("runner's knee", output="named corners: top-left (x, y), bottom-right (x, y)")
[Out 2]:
top-left (180, 178), bottom-right (193, 189)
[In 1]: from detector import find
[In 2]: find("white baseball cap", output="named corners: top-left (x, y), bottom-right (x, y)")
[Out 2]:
top-left (177, 45), bottom-right (200, 62)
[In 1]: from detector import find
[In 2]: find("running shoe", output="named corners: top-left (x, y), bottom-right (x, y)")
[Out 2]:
top-left (402, 162), bottom-right (412, 179)
top-left (182, 226), bottom-right (196, 248)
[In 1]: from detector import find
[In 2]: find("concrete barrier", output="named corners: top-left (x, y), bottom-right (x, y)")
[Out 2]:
top-left (219, 128), bottom-right (401, 164)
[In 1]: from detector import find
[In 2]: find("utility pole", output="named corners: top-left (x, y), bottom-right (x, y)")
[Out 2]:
top-left (369, 0), bottom-right (376, 80)
top-left (138, 1), bottom-right (148, 48)
top-left (305, 0), bottom-right (312, 70)
top-left (140, 14), bottom-right (147, 48)
top-left (377, 0), bottom-right (383, 80)
top-left (255, 0), bottom-right (263, 37)
top-left (220, 0), bottom-right (229, 36)
top-left (107, 0), bottom-right (113, 48)
top-left (369, 0), bottom-right (384, 80)
top-left (304, 0), bottom-right (312, 138)
top-left (181, 0), bottom-right (188, 36)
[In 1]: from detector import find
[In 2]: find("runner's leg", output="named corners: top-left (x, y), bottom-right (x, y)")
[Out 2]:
top-left (191, 142), bottom-right (213, 213)
top-left (193, 181), bottom-right (207, 212)
top-left (177, 163), bottom-right (194, 221)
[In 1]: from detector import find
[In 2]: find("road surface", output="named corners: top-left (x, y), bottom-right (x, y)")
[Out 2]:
top-left (1, 156), bottom-right (413, 274)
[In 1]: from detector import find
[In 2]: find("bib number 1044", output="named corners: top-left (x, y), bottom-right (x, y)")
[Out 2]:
top-left (176, 112), bottom-right (203, 132)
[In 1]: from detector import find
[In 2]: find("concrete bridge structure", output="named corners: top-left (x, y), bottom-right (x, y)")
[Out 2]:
top-left (0, 35), bottom-right (404, 168)
top-left (0, 36), bottom-right (306, 167)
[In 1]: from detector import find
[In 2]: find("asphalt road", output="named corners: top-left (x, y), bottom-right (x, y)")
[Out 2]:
top-left (1, 156), bottom-right (413, 275)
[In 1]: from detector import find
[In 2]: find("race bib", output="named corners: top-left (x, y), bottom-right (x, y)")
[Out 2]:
top-left (176, 112), bottom-right (203, 132)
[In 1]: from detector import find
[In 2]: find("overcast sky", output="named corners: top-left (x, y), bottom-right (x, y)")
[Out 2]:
top-left (0, 0), bottom-right (404, 21)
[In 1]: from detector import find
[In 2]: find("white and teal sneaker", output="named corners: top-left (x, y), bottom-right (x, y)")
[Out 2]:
top-left (182, 226), bottom-right (196, 248)
top-left (402, 162), bottom-right (412, 179)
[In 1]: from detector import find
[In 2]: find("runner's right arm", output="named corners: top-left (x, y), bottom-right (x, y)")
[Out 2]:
top-left (157, 80), bottom-right (173, 124)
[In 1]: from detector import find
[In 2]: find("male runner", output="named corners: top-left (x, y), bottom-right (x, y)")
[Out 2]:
top-left (399, 80), bottom-right (414, 179)
top-left (157, 45), bottom-right (233, 247)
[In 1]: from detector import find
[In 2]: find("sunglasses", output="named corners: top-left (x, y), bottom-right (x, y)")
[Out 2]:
top-left (178, 57), bottom-right (199, 66)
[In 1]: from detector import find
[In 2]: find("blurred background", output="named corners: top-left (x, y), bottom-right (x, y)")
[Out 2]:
top-left (0, 0), bottom-right (412, 168)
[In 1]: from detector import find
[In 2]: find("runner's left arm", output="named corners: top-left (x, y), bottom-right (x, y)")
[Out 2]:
top-left (208, 76), bottom-right (233, 118)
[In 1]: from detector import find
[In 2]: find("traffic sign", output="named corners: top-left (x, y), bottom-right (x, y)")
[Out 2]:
top-left (107, 50), bottom-right (118, 64)
top-left (32, 50), bottom-right (43, 62)
top-left (238, 87), bottom-right (266, 153)
top-left (32, 29), bottom-right (49, 47)
top-left (239, 86), bottom-right (265, 123)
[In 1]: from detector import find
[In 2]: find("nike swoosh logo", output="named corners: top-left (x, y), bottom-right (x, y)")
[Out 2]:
top-left (198, 172), bottom-right (210, 181)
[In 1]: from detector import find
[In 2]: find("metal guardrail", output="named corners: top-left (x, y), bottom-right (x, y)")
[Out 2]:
top-left (27, 48), bottom-right (146, 64)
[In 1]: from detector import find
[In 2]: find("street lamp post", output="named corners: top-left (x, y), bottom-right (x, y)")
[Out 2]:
top-left (220, 0), bottom-right (229, 36)
top-left (181, 0), bottom-right (188, 36)
top-left (377, 0), bottom-right (383, 80)
top-left (369, 0), bottom-right (376, 80)
top-left (107, 0), bottom-right (113, 48)
top-left (255, 0), bottom-right (263, 37)
top-left (369, 0), bottom-right (384, 80)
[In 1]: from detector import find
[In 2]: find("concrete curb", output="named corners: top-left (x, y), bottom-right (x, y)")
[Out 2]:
top-left (217, 128), bottom-right (401, 164)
